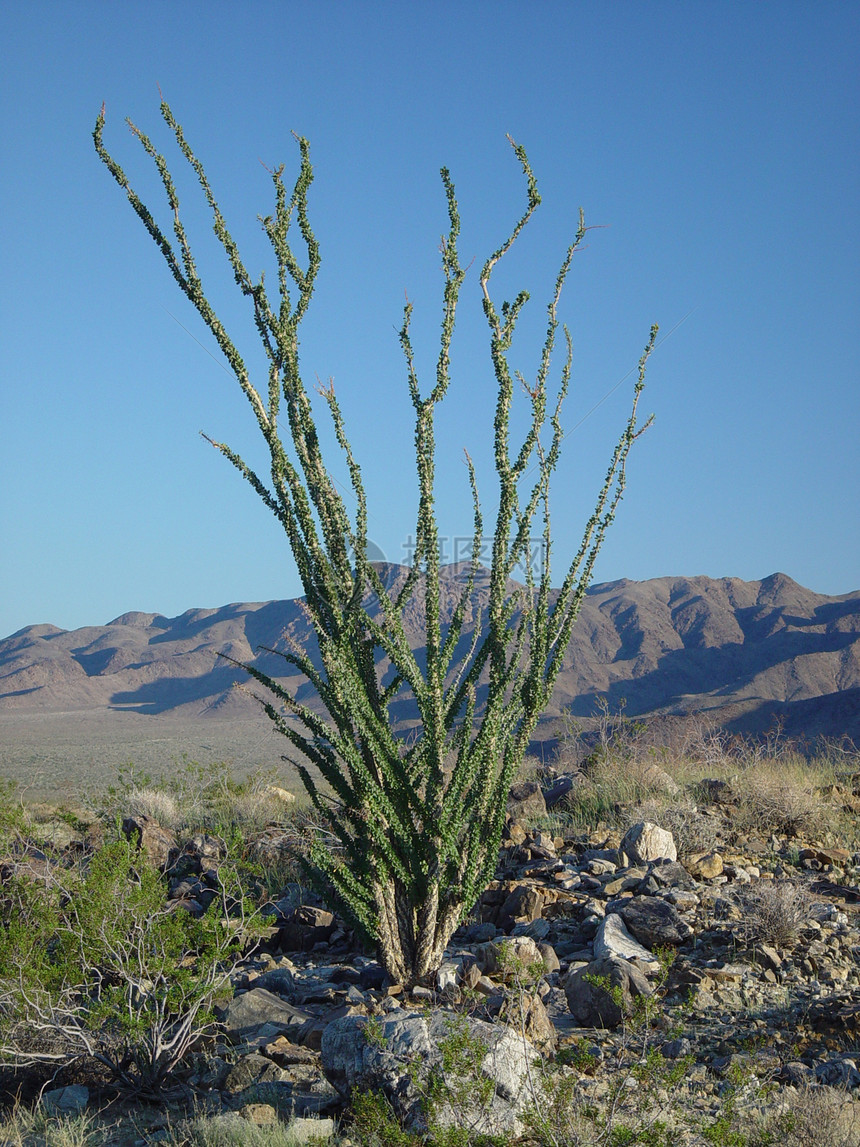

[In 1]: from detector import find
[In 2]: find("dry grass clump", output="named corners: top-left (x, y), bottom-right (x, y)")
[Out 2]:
top-left (516, 755), bottom-right (548, 784)
top-left (168, 1112), bottom-right (336, 1146)
top-left (731, 755), bottom-right (826, 838)
top-left (0, 1107), bottom-right (107, 1147)
top-left (552, 706), bottom-right (747, 832)
top-left (557, 752), bottom-right (682, 829)
top-left (0, 1107), bottom-right (340, 1147)
top-left (561, 707), bottom-right (851, 840)
top-left (559, 706), bottom-right (745, 775)
top-left (736, 877), bottom-right (811, 948)
top-left (244, 802), bottom-right (340, 897)
top-left (747, 1084), bottom-right (860, 1147)
top-left (219, 789), bottom-right (282, 833)
top-left (89, 761), bottom-right (301, 838)
top-left (2, 1075), bottom-right (858, 1147)
top-left (210, 782), bottom-right (298, 836)
top-left (88, 760), bottom-right (210, 832)
top-left (124, 785), bottom-right (185, 830)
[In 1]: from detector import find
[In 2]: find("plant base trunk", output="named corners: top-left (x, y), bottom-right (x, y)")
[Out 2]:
top-left (375, 884), bottom-right (463, 989)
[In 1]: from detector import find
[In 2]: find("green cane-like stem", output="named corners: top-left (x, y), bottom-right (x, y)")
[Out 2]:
top-left (95, 104), bottom-right (654, 986)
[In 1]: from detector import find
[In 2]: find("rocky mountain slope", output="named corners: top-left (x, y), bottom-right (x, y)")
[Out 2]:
top-left (1, 569), bottom-right (858, 742)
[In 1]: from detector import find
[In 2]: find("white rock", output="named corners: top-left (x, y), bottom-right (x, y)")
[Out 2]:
top-left (620, 821), bottom-right (677, 864)
top-left (436, 961), bottom-right (461, 992)
top-left (594, 913), bottom-right (658, 966)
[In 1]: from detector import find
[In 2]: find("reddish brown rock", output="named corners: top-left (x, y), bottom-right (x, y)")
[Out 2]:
top-left (121, 814), bottom-right (176, 869)
top-left (277, 905), bottom-right (336, 952)
top-left (498, 883), bottom-right (545, 928)
top-left (684, 850), bottom-right (724, 879)
top-left (507, 782), bottom-right (547, 823)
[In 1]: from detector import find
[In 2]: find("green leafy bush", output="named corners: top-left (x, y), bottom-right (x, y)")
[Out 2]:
top-left (0, 834), bottom-right (260, 1095)
top-left (0, 779), bottom-right (29, 852)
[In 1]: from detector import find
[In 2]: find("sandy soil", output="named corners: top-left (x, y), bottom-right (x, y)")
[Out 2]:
top-left (0, 709), bottom-right (301, 802)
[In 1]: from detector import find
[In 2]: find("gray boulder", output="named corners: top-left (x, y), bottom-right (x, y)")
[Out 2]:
top-left (498, 883), bottom-right (545, 928)
top-left (815, 1057), bottom-right (860, 1089)
top-left (321, 1009), bottom-right (542, 1138)
top-left (277, 905), bottom-right (336, 952)
top-left (476, 935), bottom-right (545, 975)
top-left (645, 860), bottom-right (697, 890)
top-left (639, 763), bottom-right (680, 797)
top-left (222, 1052), bottom-right (286, 1095)
top-left (565, 956), bottom-right (653, 1028)
top-left (220, 987), bottom-right (313, 1044)
top-left (542, 774), bottom-right (578, 808)
top-left (122, 815), bottom-right (176, 869)
top-left (617, 896), bottom-right (692, 948)
top-left (495, 990), bottom-right (558, 1057)
top-left (41, 1086), bottom-right (88, 1116)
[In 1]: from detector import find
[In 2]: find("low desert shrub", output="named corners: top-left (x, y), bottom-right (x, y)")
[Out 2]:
top-left (735, 878), bottom-right (810, 948)
top-left (747, 1083), bottom-right (860, 1147)
top-left (700, 1070), bottom-right (860, 1147)
top-left (558, 704), bottom-right (744, 778)
top-left (0, 779), bottom-right (30, 852)
top-left (523, 1048), bottom-right (690, 1146)
top-left (731, 757), bottom-right (825, 838)
top-left (516, 756), bottom-right (550, 785)
top-left (0, 834), bottom-right (261, 1095)
top-left (349, 1091), bottom-right (418, 1145)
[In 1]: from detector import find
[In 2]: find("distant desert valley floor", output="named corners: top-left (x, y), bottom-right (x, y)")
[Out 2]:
top-left (1, 567), bottom-right (858, 800)
top-left (0, 710), bottom-right (292, 803)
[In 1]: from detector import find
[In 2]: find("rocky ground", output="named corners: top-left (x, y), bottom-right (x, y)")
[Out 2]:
top-left (4, 753), bottom-right (860, 1145)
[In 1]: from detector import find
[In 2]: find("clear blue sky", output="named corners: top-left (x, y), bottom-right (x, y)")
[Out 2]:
top-left (1, 1), bottom-right (857, 640)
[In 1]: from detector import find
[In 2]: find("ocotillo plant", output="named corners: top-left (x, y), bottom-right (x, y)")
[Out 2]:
top-left (94, 101), bottom-right (655, 987)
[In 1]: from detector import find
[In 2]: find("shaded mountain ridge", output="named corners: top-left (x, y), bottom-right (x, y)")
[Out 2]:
top-left (1, 569), bottom-right (858, 742)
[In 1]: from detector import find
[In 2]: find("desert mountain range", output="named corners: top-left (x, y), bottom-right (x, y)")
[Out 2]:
top-left (2, 568), bottom-right (859, 751)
